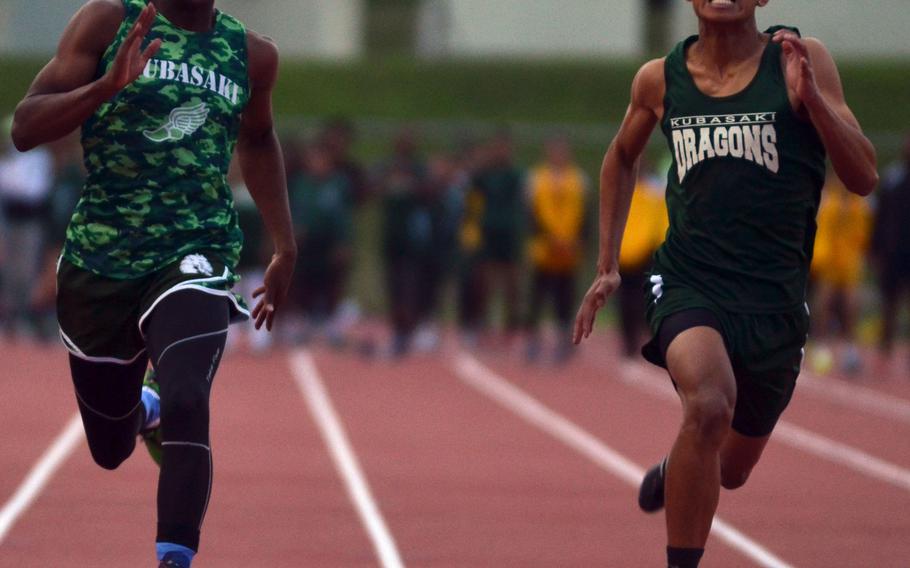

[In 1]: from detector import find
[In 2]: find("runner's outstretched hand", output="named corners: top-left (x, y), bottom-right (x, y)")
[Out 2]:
top-left (101, 2), bottom-right (162, 95)
top-left (772, 29), bottom-right (820, 107)
top-left (252, 251), bottom-right (295, 331)
top-left (573, 268), bottom-right (621, 344)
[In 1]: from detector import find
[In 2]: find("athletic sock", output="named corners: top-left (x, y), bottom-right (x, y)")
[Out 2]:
top-left (157, 542), bottom-right (195, 566)
top-left (667, 546), bottom-right (704, 568)
top-left (141, 385), bottom-right (161, 431)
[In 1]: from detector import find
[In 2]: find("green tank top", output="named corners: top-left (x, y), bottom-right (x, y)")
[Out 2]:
top-left (64, 0), bottom-right (250, 278)
top-left (653, 26), bottom-right (826, 313)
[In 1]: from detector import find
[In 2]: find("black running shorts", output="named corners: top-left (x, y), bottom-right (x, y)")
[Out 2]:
top-left (641, 273), bottom-right (809, 437)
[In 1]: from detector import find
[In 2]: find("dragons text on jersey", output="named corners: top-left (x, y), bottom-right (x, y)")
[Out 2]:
top-left (670, 112), bottom-right (780, 181)
top-left (653, 27), bottom-right (826, 313)
top-left (64, 0), bottom-right (251, 279)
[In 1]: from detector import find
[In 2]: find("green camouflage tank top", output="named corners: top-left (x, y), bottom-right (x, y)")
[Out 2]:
top-left (64, 0), bottom-right (249, 278)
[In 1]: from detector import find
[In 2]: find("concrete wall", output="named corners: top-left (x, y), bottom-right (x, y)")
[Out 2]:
top-left (220, 0), bottom-right (363, 59)
top-left (2, 1), bottom-right (907, 60)
top-left (417, 0), bottom-right (910, 59)
top-left (0, 1), bottom-right (78, 54)
top-left (670, 0), bottom-right (910, 58)
top-left (0, 0), bottom-right (364, 58)
top-left (417, 0), bottom-right (644, 58)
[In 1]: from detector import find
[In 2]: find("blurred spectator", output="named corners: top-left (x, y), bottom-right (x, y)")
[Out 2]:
top-left (809, 175), bottom-right (872, 375)
top-left (282, 135), bottom-right (307, 184)
top-left (454, 140), bottom-right (487, 342)
top-left (469, 131), bottom-right (525, 340)
top-left (617, 168), bottom-right (668, 358)
top-left (290, 142), bottom-right (354, 342)
top-left (29, 133), bottom-right (85, 340)
top-left (377, 129), bottom-right (434, 356)
top-left (320, 118), bottom-right (369, 205)
top-left (412, 152), bottom-right (464, 351)
top-left (228, 159), bottom-right (273, 353)
top-left (437, 146), bottom-right (472, 268)
top-left (871, 133), bottom-right (910, 361)
top-left (525, 137), bottom-right (588, 363)
top-left (0, 116), bottom-right (54, 339)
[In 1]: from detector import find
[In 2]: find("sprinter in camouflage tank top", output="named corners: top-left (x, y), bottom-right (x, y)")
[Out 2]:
top-left (12, 2), bottom-right (296, 566)
top-left (572, 1), bottom-right (878, 566)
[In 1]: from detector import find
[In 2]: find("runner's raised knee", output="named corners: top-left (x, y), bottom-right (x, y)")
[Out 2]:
top-left (682, 390), bottom-right (733, 449)
top-left (86, 441), bottom-right (131, 471)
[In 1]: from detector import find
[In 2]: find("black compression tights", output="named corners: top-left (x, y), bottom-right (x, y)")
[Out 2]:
top-left (70, 289), bottom-right (230, 552)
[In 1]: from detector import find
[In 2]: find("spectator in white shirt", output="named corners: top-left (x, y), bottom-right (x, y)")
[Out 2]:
top-left (0, 118), bottom-right (54, 338)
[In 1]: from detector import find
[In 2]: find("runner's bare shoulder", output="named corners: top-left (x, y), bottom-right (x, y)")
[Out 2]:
top-left (632, 58), bottom-right (666, 118)
top-left (64, 0), bottom-right (128, 55)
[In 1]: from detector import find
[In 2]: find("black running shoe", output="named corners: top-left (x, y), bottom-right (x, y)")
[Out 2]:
top-left (638, 456), bottom-right (668, 513)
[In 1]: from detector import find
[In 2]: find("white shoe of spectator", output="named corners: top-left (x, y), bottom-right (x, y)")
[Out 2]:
top-left (413, 323), bottom-right (440, 353)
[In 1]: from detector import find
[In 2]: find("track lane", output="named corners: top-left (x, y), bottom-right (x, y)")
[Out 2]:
top-left (290, 350), bottom-right (404, 568)
top-left (462, 349), bottom-right (795, 568)
top-left (308, 346), bottom-right (755, 567)
top-left (4, 336), bottom-right (908, 566)
top-left (1, 350), bottom-right (375, 567)
top-left (474, 342), bottom-right (910, 567)
top-left (0, 343), bottom-right (81, 505)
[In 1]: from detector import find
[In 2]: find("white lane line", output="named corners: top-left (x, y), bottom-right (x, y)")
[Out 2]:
top-left (621, 363), bottom-right (910, 494)
top-left (455, 353), bottom-right (794, 568)
top-left (290, 351), bottom-right (405, 568)
top-left (773, 422), bottom-right (910, 492)
top-left (0, 414), bottom-right (84, 545)
top-left (797, 374), bottom-right (910, 425)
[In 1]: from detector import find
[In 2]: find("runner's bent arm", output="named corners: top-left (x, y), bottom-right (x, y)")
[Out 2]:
top-left (238, 32), bottom-right (296, 330)
top-left (11, 0), bottom-right (161, 151)
top-left (574, 59), bottom-right (664, 343)
top-left (774, 31), bottom-right (878, 196)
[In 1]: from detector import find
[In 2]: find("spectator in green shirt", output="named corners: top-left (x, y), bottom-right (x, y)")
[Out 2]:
top-left (468, 131), bottom-right (526, 340)
top-left (290, 142), bottom-right (353, 330)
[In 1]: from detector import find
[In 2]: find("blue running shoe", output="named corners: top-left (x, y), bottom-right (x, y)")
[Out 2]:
top-left (140, 368), bottom-right (162, 466)
top-left (159, 551), bottom-right (192, 568)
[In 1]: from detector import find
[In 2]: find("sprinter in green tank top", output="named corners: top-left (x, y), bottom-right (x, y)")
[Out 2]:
top-left (12, 2), bottom-right (296, 566)
top-left (573, 1), bottom-right (878, 566)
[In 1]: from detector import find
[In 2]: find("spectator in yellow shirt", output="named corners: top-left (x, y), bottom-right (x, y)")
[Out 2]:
top-left (809, 175), bottom-right (872, 375)
top-left (526, 137), bottom-right (588, 363)
top-left (618, 170), bottom-right (668, 358)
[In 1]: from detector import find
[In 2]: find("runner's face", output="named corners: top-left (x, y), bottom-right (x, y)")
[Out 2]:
top-left (688, 0), bottom-right (766, 25)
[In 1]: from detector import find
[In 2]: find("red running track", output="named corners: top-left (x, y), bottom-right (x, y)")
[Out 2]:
top-left (1, 335), bottom-right (909, 567)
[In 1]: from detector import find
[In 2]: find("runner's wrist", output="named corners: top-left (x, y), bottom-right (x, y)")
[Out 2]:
top-left (596, 260), bottom-right (619, 275)
top-left (92, 75), bottom-right (120, 102)
top-left (801, 84), bottom-right (825, 113)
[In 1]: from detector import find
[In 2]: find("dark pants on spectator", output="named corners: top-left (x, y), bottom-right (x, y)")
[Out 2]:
top-left (458, 257), bottom-right (485, 333)
top-left (878, 260), bottom-right (910, 355)
top-left (480, 260), bottom-right (522, 333)
top-left (0, 208), bottom-right (46, 334)
top-left (296, 243), bottom-right (348, 323)
top-left (526, 269), bottom-right (576, 332)
top-left (387, 257), bottom-right (438, 352)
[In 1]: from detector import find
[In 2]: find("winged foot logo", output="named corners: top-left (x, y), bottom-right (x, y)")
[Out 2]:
top-left (143, 102), bottom-right (210, 143)
top-left (180, 254), bottom-right (214, 276)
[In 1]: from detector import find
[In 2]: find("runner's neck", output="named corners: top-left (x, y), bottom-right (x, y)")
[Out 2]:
top-left (693, 19), bottom-right (765, 77)
top-left (151, 0), bottom-right (217, 33)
